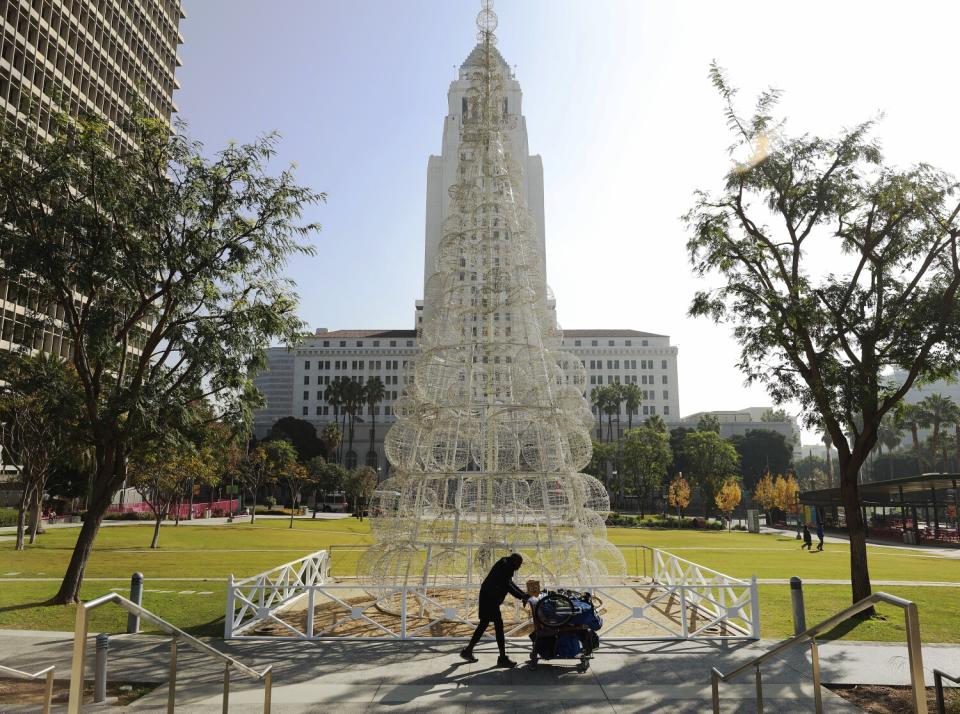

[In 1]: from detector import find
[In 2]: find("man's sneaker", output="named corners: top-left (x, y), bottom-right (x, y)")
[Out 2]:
top-left (496, 655), bottom-right (518, 668)
top-left (459, 648), bottom-right (478, 662)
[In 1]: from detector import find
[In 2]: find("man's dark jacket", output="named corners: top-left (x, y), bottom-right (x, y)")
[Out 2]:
top-left (478, 557), bottom-right (527, 618)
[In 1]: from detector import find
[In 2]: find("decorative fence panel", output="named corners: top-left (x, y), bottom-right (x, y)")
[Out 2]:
top-left (225, 546), bottom-right (759, 642)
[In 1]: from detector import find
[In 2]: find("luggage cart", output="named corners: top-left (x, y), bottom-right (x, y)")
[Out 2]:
top-left (528, 590), bottom-right (602, 672)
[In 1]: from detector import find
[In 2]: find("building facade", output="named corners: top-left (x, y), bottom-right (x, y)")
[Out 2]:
top-left (0, 0), bottom-right (184, 357)
top-left (253, 41), bottom-right (681, 471)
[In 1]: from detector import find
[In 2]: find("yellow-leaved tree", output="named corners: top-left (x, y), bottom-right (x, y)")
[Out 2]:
top-left (715, 477), bottom-right (742, 531)
top-left (753, 472), bottom-right (777, 526)
top-left (668, 472), bottom-right (691, 520)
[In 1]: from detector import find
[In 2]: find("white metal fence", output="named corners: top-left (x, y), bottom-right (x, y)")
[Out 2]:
top-left (225, 546), bottom-right (759, 641)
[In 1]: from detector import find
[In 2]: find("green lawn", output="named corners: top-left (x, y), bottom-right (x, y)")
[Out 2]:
top-left (1, 520), bottom-right (957, 642)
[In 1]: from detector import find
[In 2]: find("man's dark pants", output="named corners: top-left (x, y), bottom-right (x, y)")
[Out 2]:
top-left (468, 600), bottom-right (506, 655)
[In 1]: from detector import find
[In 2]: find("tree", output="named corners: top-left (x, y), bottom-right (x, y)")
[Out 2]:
top-left (729, 429), bottom-right (793, 490)
top-left (667, 473), bottom-right (691, 519)
top-left (715, 477), bottom-right (742, 531)
top-left (753, 472), bottom-right (777, 525)
top-left (0, 109), bottom-right (322, 603)
top-left (308, 457), bottom-right (347, 515)
top-left (242, 440), bottom-right (297, 522)
top-left (685, 65), bottom-right (960, 606)
top-left (761, 408), bottom-right (790, 422)
top-left (267, 417), bottom-right (324, 462)
top-left (346, 465), bottom-right (378, 520)
top-left (128, 440), bottom-right (217, 548)
top-left (773, 474), bottom-right (801, 518)
top-left (324, 379), bottom-right (347, 462)
top-left (918, 394), bottom-right (958, 472)
top-left (590, 386), bottom-right (607, 441)
top-left (897, 403), bottom-right (929, 475)
top-left (696, 414), bottom-right (721, 434)
top-left (622, 383), bottom-right (643, 431)
top-left (645, 414), bottom-right (668, 434)
top-left (321, 421), bottom-right (342, 465)
top-left (668, 427), bottom-right (695, 478)
top-left (280, 461), bottom-right (311, 529)
top-left (0, 353), bottom-right (83, 550)
top-left (364, 376), bottom-right (386, 468)
top-left (794, 454), bottom-right (829, 490)
top-left (621, 426), bottom-right (673, 516)
top-left (681, 430), bottom-right (740, 517)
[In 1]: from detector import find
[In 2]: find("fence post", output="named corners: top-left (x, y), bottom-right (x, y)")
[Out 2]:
top-left (224, 574), bottom-right (235, 639)
top-left (94, 633), bottom-right (109, 703)
top-left (789, 576), bottom-right (806, 635)
top-left (750, 576), bottom-right (761, 639)
top-left (127, 572), bottom-right (143, 634)
top-left (305, 586), bottom-right (315, 639)
top-left (400, 587), bottom-right (408, 640)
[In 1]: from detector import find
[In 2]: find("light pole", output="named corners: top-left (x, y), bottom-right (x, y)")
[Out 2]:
top-left (611, 470), bottom-right (618, 512)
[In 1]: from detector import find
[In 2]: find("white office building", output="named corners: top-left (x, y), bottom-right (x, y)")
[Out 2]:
top-left (252, 42), bottom-right (680, 469)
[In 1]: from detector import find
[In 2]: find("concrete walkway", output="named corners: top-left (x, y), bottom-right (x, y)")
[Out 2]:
top-left (0, 512), bottom-right (351, 536)
top-left (4, 629), bottom-right (959, 712)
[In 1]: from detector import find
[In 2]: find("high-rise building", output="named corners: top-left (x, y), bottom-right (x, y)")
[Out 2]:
top-left (0, 0), bottom-right (185, 356)
top-left (252, 22), bottom-right (680, 470)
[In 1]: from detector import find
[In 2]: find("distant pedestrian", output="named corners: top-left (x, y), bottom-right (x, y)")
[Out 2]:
top-left (816, 521), bottom-right (824, 551)
top-left (802, 524), bottom-right (813, 551)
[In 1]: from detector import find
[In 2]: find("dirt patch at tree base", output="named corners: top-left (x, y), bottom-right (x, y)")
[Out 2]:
top-left (0, 677), bottom-right (156, 706)
top-left (828, 684), bottom-right (960, 713)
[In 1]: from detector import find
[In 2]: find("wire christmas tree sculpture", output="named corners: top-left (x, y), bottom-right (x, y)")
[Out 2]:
top-left (361, 0), bottom-right (626, 596)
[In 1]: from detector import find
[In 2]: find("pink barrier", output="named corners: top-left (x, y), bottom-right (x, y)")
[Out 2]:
top-left (107, 498), bottom-right (239, 519)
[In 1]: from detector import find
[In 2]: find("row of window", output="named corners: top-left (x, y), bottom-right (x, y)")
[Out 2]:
top-left (589, 374), bottom-right (668, 386)
top-left (571, 338), bottom-right (651, 347)
top-left (315, 339), bottom-right (416, 349)
top-left (587, 359), bottom-right (668, 370)
top-left (305, 359), bottom-right (406, 371)
top-left (303, 373), bottom-right (405, 385)
top-left (302, 405), bottom-right (396, 418)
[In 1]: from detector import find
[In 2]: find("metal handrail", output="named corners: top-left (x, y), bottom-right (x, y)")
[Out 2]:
top-left (0, 663), bottom-right (55, 714)
top-left (934, 669), bottom-right (959, 714)
top-left (68, 592), bottom-right (272, 714)
top-left (710, 591), bottom-right (926, 714)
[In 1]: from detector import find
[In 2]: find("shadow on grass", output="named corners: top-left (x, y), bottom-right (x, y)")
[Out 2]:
top-left (0, 599), bottom-right (64, 614)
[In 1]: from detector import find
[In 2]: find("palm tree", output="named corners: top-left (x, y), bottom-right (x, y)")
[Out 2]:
top-left (364, 376), bottom-right (386, 470)
top-left (343, 379), bottom-right (365, 468)
top-left (603, 389), bottom-right (619, 443)
top-left (877, 412), bottom-right (903, 479)
top-left (897, 403), bottom-right (930, 474)
top-left (321, 421), bottom-right (341, 463)
top-left (610, 383), bottom-right (626, 440)
top-left (919, 394), bottom-right (957, 472)
top-left (820, 428), bottom-right (834, 487)
top-left (645, 414), bottom-right (668, 433)
top-left (623, 383), bottom-right (642, 431)
top-left (324, 379), bottom-right (346, 463)
top-left (590, 386), bottom-right (607, 442)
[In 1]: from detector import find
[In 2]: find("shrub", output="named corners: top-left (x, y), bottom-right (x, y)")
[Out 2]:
top-left (212, 508), bottom-right (225, 518)
top-left (264, 496), bottom-right (278, 509)
top-left (103, 511), bottom-right (152, 521)
top-left (0, 508), bottom-right (19, 527)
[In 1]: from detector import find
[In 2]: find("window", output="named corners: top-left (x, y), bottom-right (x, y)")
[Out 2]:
top-left (662, 360), bottom-right (668, 369)
top-left (303, 376), bottom-right (309, 385)
top-left (625, 340), bottom-right (631, 347)
top-left (407, 340), bottom-right (414, 347)
top-left (325, 361), bottom-right (331, 369)
top-left (642, 405), bottom-right (650, 415)
top-left (642, 340), bottom-right (649, 346)
top-left (373, 340), bottom-right (380, 347)
top-left (614, 360), bottom-right (620, 369)
top-left (663, 390), bottom-right (669, 400)
top-left (316, 406), bottom-right (322, 415)
top-left (590, 375), bottom-right (597, 384)
top-left (302, 406), bottom-right (308, 416)
top-left (607, 375), bottom-right (614, 384)
top-left (303, 391), bottom-right (309, 400)
top-left (606, 360), bottom-right (612, 369)
top-left (323, 341), bottom-right (330, 347)
top-left (357, 341), bottom-right (363, 347)
top-left (304, 360), bottom-right (310, 369)
top-left (339, 341), bottom-right (346, 347)
top-left (317, 391), bottom-right (323, 400)
top-left (662, 375), bottom-right (668, 384)
top-left (591, 340), bottom-right (598, 346)
top-left (574, 340), bottom-right (581, 346)
top-left (650, 405), bottom-right (657, 414)
top-left (390, 340), bottom-right (397, 347)
top-left (664, 406), bottom-right (670, 416)
top-left (608, 340), bottom-right (615, 346)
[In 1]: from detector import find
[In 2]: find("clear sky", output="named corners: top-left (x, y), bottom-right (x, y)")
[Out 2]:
top-left (175, 1), bottom-right (960, 445)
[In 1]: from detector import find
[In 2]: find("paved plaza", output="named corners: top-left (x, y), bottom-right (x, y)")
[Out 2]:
top-left (4, 628), bottom-right (959, 712)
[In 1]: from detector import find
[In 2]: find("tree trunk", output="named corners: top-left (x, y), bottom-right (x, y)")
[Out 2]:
top-left (51, 451), bottom-right (124, 604)
top-left (289, 484), bottom-right (296, 529)
top-left (839, 454), bottom-right (874, 615)
top-left (250, 490), bottom-right (258, 523)
top-left (14, 487), bottom-right (28, 551)
top-left (27, 494), bottom-right (41, 544)
top-left (911, 426), bottom-right (921, 474)
top-left (150, 515), bottom-right (162, 549)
